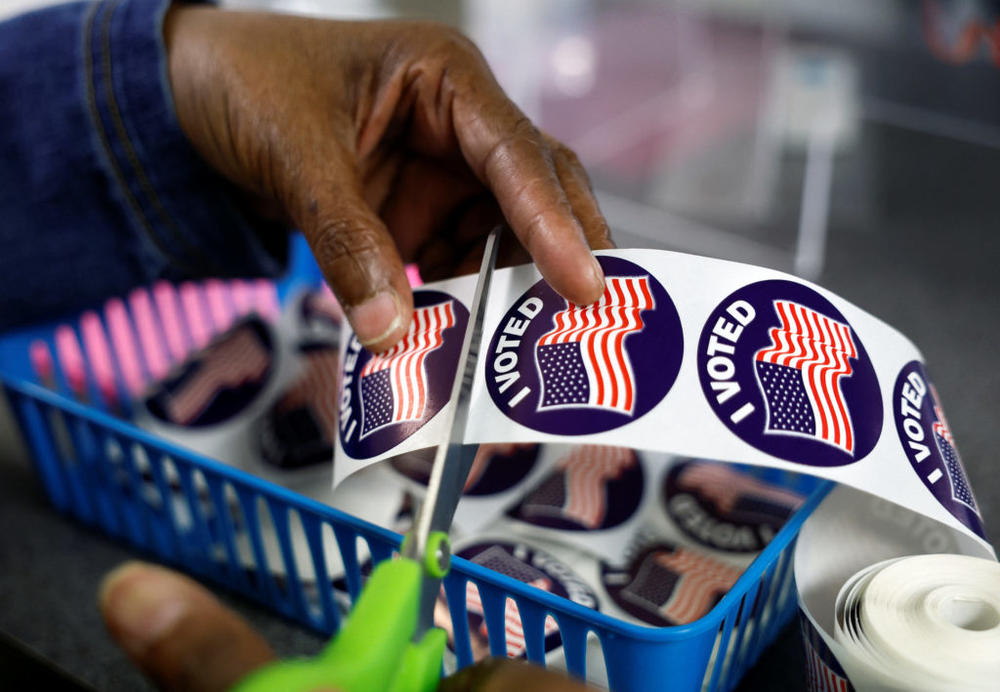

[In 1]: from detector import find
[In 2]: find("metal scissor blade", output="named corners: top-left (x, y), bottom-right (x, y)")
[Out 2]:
top-left (403, 226), bottom-right (502, 637)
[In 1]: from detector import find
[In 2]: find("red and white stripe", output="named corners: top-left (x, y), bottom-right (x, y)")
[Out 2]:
top-left (653, 548), bottom-right (743, 624)
top-left (755, 300), bottom-right (858, 454)
top-left (277, 348), bottom-right (340, 439)
top-left (676, 462), bottom-right (805, 514)
top-left (360, 301), bottom-right (455, 425)
top-left (804, 638), bottom-right (851, 692)
top-left (538, 276), bottom-right (654, 415)
top-left (932, 403), bottom-right (954, 445)
top-left (164, 327), bottom-right (270, 424)
top-left (558, 446), bottom-right (635, 528)
top-left (465, 579), bottom-right (557, 657)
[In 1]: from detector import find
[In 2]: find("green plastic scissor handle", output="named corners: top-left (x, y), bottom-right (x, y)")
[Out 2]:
top-left (232, 558), bottom-right (446, 692)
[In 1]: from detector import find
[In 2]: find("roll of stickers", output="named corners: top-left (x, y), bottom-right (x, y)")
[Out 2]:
top-left (833, 554), bottom-right (1000, 692)
top-left (334, 249), bottom-right (996, 688)
top-left (796, 486), bottom-right (995, 691)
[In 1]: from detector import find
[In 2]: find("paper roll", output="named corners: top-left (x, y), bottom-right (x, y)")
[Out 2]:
top-left (832, 554), bottom-right (1000, 691)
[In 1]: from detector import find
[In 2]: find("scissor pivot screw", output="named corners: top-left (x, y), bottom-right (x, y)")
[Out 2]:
top-left (425, 531), bottom-right (451, 578)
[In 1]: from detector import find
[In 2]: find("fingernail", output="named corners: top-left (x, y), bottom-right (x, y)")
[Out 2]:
top-left (349, 291), bottom-right (404, 348)
top-left (99, 562), bottom-right (188, 656)
top-left (589, 255), bottom-right (606, 299)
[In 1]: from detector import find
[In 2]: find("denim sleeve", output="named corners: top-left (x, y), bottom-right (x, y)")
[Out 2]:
top-left (0, 0), bottom-right (288, 331)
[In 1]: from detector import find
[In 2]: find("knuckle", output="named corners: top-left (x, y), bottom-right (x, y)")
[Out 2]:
top-left (557, 143), bottom-right (584, 170)
top-left (311, 217), bottom-right (382, 277)
top-left (483, 116), bottom-right (544, 174)
top-left (404, 21), bottom-right (484, 66)
top-left (433, 24), bottom-right (483, 61)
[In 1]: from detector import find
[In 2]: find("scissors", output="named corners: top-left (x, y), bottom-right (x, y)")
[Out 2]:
top-left (234, 226), bottom-right (503, 692)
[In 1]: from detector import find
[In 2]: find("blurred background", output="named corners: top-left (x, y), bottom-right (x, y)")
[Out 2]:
top-left (1, 0), bottom-right (998, 689)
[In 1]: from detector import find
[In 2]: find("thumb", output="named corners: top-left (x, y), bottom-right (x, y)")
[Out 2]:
top-left (99, 561), bottom-right (275, 692)
top-left (293, 164), bottom-right (413, 353)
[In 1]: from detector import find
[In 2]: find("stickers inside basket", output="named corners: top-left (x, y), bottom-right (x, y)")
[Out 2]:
top-left (434, 540), bottom-right (598, 660)
top-left (143, 317), bottom-right (275, 427)
top-left (600, 537), bottom-right (745, 627)
top-left (392, 444), bottom-right (545, 535)
top-left (504, 446), bottom-right (651, 563)
top-left (508, 445), bottom-right (643, 532)
top-left (260, 340), bottom-right (339, 469)
top-left (662, 459), bottom-right (805, 553)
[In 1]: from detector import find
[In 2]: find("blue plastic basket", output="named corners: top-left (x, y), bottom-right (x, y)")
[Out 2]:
top-left (0, 237), bottom-right (831, 691)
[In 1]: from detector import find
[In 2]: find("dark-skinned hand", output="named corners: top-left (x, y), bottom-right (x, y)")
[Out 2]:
top-left (164, 4), bottom-right (613, 353)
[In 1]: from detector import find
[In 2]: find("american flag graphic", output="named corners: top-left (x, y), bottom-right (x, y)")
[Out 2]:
top-left (754, 301), bottom-right (858, 454)
top-left (535, 276), bottom-right (654, 415)
top-left (163, 326), bottom-right (270, 424)
top-left (931, 401), bottom-right (977, 512)
top-left (804, 637), bottom-right (853, 692)
top-left (464, 580), bottom-right (558, 657)
top-left (519, 446), bottom-right (635, 528)
top-left (676, 462), bottom-right (805, 516)
top-left (466, 546), bottom-right (560, 657)
top-left (359, 301), bottom-right (455, 438)
top-left (276, 348), bottom-right (340, 441)
top-left (622, 547), bottom-right (743, 624)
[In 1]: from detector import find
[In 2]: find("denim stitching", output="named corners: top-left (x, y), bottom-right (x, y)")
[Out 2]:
top-left (99, 0), bottom-right (216, 273)
top-left (83, 0), bottom-right (193, 272)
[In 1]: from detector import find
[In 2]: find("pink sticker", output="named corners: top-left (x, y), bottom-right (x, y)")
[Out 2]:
top-left (179, 282), bottom-right (211, 349)
top-left (129, 289), bottom-right (168, 381)
top-left (54, 325), bottom-right (87, 398)
top-left (204, 279), bottom-right (235, 333)
top-left (29, 339), bottom-right (54, 387)
top-left (252, 279), bottom-right (281, 321)
top-left (153, 281), bottom-right (190, 363)
top-left (229, 279), bottom-right (255, 317)
top-left (104, 298), bottom-right (146, 397)
top-left (80, 311), bottom-right (118, 408)
top-left (405, 263), bottom-right (423, 288)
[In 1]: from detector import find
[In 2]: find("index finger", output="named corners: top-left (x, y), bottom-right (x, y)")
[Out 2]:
top-left (450, 72), bottom-right (607, 306)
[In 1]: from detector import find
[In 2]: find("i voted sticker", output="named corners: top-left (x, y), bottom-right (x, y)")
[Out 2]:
top-left (144, 317), bottom-right (274, 427)
top-left (662, 460), bottom-right (805, 553)
top-left (893, 361), bottom-right (985, 539)
top-left (509, 446), bottom-right (643, 531)
top-left (338, 290), bottom-right (469, 458)
top-left (260, 341), bottom-right (339, 469)
top-left (698, 280), bottom-right (882, 467)
top-left (486, 256), bottom-right (683, 435)
top-left (600, 539), bottom-right (744, 626)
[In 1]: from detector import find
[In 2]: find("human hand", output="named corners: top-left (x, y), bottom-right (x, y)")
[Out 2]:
top-left (164, 5), bottom-right (612, 353)
top-left (99, 561), bottom-right (593, 692)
